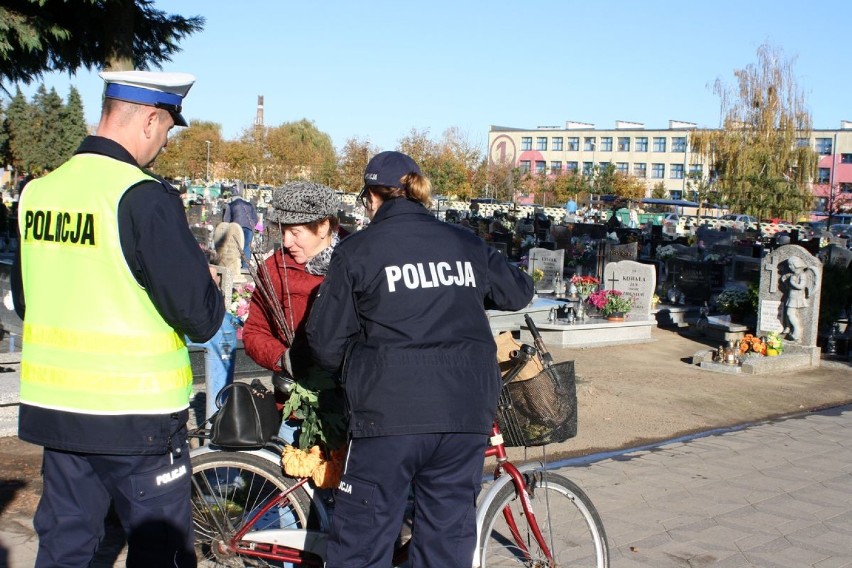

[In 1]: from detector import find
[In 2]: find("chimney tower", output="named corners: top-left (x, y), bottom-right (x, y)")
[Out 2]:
top-left (255, 95), bottom-right (264, 127)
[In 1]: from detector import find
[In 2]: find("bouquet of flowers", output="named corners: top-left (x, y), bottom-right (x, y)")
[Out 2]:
top-left (571, 275), bottom-right (599, 297)
top-left (656, 245), bottom-right (676, 260)
top-left (765, 332), bottom-right (783, 356)
top-left (739, 334), bottom-right (766, 356)
top-left (587, 289), bottom-right (633, 317)
top-left (565, 240), bottom-right (594, 267)
top-left (228, 281), bottom-right (255, 324)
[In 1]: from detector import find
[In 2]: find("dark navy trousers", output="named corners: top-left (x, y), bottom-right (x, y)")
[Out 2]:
top-left (34, 437), bottom-right (195, 568)
top-left (325, 432), bottom-right (488, 568)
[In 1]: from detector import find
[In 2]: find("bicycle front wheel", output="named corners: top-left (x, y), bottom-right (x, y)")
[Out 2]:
top-left (191, 451), bottom-right (315, 566)
top-left (479, 471), bottom-right (609, 567)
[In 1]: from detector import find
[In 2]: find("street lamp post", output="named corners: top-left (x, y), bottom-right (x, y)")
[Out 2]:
top-left (205, 140), bottom-right (211, 182)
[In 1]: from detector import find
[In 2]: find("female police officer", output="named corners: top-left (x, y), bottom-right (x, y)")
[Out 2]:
top-left (306, 151), bottom-right (534, 568)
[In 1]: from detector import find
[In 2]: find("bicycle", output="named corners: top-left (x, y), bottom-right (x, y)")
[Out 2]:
top-left (189, 317), bottom-right (609, 567)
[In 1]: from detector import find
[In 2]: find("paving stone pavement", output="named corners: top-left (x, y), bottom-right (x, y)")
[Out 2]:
top-left (1, 404), bottom-right (850, 567)
top-left (557, 404), bottom-right (852, 567)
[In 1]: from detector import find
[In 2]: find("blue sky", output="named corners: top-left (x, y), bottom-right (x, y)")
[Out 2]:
top-left (13, 0), bottom-right (852, 152)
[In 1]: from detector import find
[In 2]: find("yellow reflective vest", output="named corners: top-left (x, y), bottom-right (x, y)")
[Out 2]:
top-left (18, 154), bottom-right (192, 415)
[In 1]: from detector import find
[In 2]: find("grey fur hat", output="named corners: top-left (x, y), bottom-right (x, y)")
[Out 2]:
top-left (266, 181), bottom-right (340, 225)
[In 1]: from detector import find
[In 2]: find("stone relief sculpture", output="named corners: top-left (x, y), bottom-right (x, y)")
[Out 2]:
top-left (780, 256), bottom-right (817, 342)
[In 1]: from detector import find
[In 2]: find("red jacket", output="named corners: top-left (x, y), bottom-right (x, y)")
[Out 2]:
top-left (242, 249), bottom-right (324, 374)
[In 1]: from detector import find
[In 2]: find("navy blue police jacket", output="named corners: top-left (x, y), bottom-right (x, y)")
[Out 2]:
top-left (306, 198), bottom-right (534, 438)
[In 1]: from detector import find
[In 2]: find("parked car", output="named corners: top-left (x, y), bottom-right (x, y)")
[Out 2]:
top-left (719, 214), bottom-right (757, 232)
top-left (799, 221), bottom-right (827, 240)
top-left (828, 223), bottom-right (852, 239)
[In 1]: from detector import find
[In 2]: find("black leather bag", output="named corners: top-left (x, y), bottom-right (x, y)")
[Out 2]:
top-left (210, 380), bottom-right (280, 450)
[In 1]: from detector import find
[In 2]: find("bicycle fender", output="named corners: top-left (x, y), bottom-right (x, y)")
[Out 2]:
top-left (472, 461), bottom-right (545, 567)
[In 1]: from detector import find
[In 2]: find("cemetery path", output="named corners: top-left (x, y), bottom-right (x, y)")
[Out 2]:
top-left (2, 327), bottom-right (851, 534)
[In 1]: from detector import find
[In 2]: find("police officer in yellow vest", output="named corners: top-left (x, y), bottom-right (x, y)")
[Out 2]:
top-left (11, 71), bottom-right (224, 567)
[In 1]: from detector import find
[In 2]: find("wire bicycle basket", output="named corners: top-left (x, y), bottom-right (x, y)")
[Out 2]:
top-left (497, 361), bottom-right (577, 447)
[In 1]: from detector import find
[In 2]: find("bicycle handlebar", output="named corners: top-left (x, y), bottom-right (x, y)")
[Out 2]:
top-left (524, 314), bottom-right (554, 368)
top-left (501, 343), bottom-right (536, 386)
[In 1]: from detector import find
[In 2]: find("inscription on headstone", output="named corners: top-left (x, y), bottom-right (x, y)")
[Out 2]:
top-left (605, 242), bottom-right (638, 263)
top-left (527, 247), bottom-right (565, 290)
top-left (603, 260), bottom-right (656, 318)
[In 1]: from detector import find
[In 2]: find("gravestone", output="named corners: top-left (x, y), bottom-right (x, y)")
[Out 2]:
top-left (605, 242), bottom-right (638, 263)
top-left (731, 255), bottom-right (761, 284)
top-left (527, 247), bottom-right (565, 290)
top-left (757, 245), bottom-right (822, 346)
top-left (819, 243), bottom-right (852, 269)
top-left (671, 260), bottom-right (724, 304)
top-left (603, 260), bottom-right (656, 318)
top-left (213, 222), bottom-right (246, 283)
top-left (695, 226), bottom-right (733, 249)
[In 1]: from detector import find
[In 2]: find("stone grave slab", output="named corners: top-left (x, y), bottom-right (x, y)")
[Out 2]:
top-left (527, 247), bottom-right (565, 290)
top-left (603, 260), bottom-right (656, 318)
top-left (757, 244), bottom-right (822, 347)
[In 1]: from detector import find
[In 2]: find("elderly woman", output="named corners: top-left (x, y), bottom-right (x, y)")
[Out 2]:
top-left (242, 180), bottom-right (344, 444)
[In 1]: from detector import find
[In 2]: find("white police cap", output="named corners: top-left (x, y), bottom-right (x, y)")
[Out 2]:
top-left (98, 70), bottom-right (196, 127)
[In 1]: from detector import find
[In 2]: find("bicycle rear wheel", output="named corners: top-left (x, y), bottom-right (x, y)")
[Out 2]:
top-left (479, 471), bottom-right (609, 567)
top-left (191, 451), bottom-right (315, 566)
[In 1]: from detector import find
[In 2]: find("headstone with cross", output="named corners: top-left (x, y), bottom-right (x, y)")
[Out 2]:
top-left (757, 245), bottom-right (822, 346)
top-left (602, 260), bottom-right (656, 318)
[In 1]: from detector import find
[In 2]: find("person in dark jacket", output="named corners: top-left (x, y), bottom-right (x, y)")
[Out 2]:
top-left (306, 151), bottom-right (534, 568)
top-left (12, 70), bottom-right (223, 567)
top-left (223, 187), bottom-right (258, 267)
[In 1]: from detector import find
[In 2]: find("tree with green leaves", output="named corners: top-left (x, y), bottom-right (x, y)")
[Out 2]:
top-left (690, 44), bottom-right (817, 220)
top-left (0, 0), bottom-right (204, 86)
top-left (5, 87), bottom-right (33, 174)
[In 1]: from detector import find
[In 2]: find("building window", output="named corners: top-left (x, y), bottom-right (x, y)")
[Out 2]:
top-left (521, 137), bottom-right (532, 151)
top-left (616, 162), bottom-right (628, 174)
top-left (535, 161), bottom-right (546, 174)
top-left (841, 154), bottom-right (852, 164)
top-left (689, 164), bottom-right (703, 177)
top-left (669, 190), bottom-right (683, 200)
top-left (550, 161), bottom-right (562, 174)
top-left (653, 137), bottom-right (666, 152)
top-left (617, 137), bottom-right (630, 151)
top-left (584, 137), bottom-right (596, 151)
top-left (817, 167), bottom-right (830, 184)
top-left (635, 137), bottom-right (648, 152)
top-left (815, 138), bottom-right (832, 155)
top-left (520, 160), bottom-right (530, 174)
top-left (651, 163), bottom-right (665, 179)
top-left (600, 137), bottom-right (613, 152)
top-left (536, 137), bottom-right (547, 151)
top-left (552, 137), bottom-right (563, 151)
top-left (672, 137), bottom-right (687, 152)
top-left (670, 164), bottom-right (684, 179)
top-left (633, 163), bottom-right (647, 178)
top-left (566, 161), bottom-right (578, 172)
top-left (839, 183), bottom-right (852, 193)
top-left (567, 137), bottom-right (579, 151)
top-left (582, 162), bottom-right (594, 176)
top-left (598, 161), bottom-right (610, 170)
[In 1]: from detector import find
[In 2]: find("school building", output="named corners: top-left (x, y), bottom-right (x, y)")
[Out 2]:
top-left (487, 120), bottom-right (852, 216)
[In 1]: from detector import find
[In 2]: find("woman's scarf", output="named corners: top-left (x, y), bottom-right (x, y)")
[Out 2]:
top-left (305, 231), bottom-right (340, 276)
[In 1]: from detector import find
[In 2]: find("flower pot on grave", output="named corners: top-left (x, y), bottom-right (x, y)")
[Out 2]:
top-left (606, 312), bottom-right (626, 322)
